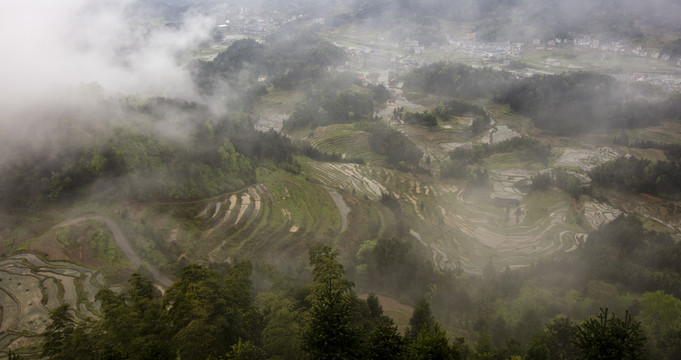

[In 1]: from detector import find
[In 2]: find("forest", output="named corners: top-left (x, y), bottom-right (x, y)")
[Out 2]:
top-left (192, 35), bottom-right (345, 97)
top-left (38, 231), bottom-right (679, 360)
top-left (495, 72), bottom-right (673, 135)
top-left (404, 63), bottom-right (681, 136)
top-left (0, 96), bottom-right (308, 207)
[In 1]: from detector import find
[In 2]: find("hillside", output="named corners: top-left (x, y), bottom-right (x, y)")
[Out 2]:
top-left (2, 0), bottom-right (681, 358)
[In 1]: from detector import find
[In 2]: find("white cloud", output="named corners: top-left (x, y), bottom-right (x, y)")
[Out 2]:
top-left (0, 0), bottom-right (214, 115)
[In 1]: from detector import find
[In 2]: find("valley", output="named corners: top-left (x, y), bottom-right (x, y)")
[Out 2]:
top-left (3, 0), bottom-right (681, 358)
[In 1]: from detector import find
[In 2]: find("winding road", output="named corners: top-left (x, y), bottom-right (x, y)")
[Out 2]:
top-left (325, 186), bottom-right (350, 233)
top-left (53, 215), bottom-right (173, 287)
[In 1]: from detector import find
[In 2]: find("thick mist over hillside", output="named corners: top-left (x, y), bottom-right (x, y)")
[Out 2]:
top-left (2, 1), bottom-right (681, 359)
top-left (0, 0), bottom-right (216, 114)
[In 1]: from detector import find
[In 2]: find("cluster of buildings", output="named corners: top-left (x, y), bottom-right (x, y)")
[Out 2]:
top-left (208, 9), bottom-right (681, 90)
top-left (534, 35), bottom-right (681, 65)
top-left (216, 7), bottom-right (317, 38)
top-left (449, 36), bottom-right (523, 59)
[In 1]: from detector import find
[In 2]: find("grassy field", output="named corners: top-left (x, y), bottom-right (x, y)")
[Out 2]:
top-left (520, 46), bottom-right (681, 76)
top-left (310, 124), bottom-right (385, 165)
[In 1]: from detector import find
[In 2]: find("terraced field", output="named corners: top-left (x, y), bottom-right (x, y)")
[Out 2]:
top-left (310, 125), bottom-right (385, 164)
top-left (177, 168), bottom-right (347, 267)
top-left (3, 77), bottom-right (681, 357)
top-left (303, 160), bottom-right (387, 200)
top-left (0, 253), bottom-right (104, 355)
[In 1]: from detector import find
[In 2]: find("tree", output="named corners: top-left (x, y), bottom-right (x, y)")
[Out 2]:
top-left (303, 244), bottom-right (361, 360)
top-left (162, 264), bottom-right (248, 360)
top-left (525, 335), bottom-right (550, 360)
top-left (366, 293), bottom-right (383, 319)
top-left (95, 273), bottom-right (168, 360)
top-left (225, 339), bottom-right (266, 360)
top-left (259, 292), bottom-right (305, 360)
top-left (41, 304), bottom-right (75, 359)
top-left (638, 291), bottom-right (681, 360)
top-left (472, 330), bottom-right (496, 360)
top-left (367, 318), bottom-right (407, 360)
top-left (409, 325), bottom-right (458, 360)
top-left (542, 315), bottom-right (578, 360)
top-left (408, 299), bottom-right (436, 341)
top-left (573, 308), bottom-right (646, 360)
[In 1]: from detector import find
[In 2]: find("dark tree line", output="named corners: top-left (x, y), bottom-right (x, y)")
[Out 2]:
top-left (405, 64), bottom-right (681, 137)
top-left (392, 98), bottom-right (492, 128)
top-left (495, 71), bottom-right (679, 135)
top-left (590, 156), bottom-right (681, 200)
top-left (527, 168), bottom-right (590, 199)
top-left (282, 78), bottom-right (388, 131)
top-left (356, 121), bottom-right (424, 170)
top-left (393, 107), bottom-right (438, 127)
top-left (300, 144), bottom-right (365, 165)
top-left (192, 34), bottom-right (346, 96)
top-left (0, 97), bottom-right (309, 207)
top-left (403, 62), bottom-right (514, 99)
top-left (40, 237), bottom-right (662, 360)
top-left (434, 99), bottom-right (492, 134)
top-left (39, 245), bottom-right (463, 360)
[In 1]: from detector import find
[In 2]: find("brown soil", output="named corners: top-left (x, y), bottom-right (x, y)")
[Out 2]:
top-left (29, 237), bottom-right (68, 262)
top-left (358, 293), bottom-right (414, 330)
top-left (29, 233), bottom-right (102, 268)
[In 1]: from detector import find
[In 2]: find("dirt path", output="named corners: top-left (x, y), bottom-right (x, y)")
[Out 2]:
top-left (53, 215), bottom-right (172, 287)
top-left (209, 240), bottom-right (227, 263)
top-left (325, 187), bottom-right (350, 233)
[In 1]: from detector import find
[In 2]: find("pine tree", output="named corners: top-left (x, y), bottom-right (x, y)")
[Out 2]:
top-left (41, 304), bottom-right (75, 360)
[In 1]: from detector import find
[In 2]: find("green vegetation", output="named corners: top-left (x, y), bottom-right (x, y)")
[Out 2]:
top-left (283, 91), bottom-right (375, 130)
top-left (662, 38), bottom-right (681, 59)
top-left (281, 75), bottom-right (391, 132)
top-left (448, 137), bottom-right (551, 166)
top-left (404, 62), bottom-right (513, 99)
top-left (590, 155), bottom-right (681, 201)
top-left (5, 7), bottom-right (681, 358)
top-left (356, 121), bottom-right (424, 170)
top-left (193, 35), bottom-right (345, 96)
top-left (496, 72), bottom-right (680, 136)
top-left (40, 237), bottom-right (678, 360)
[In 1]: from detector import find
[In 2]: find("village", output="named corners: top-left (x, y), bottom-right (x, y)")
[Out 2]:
top-left (206, 6), bottom-right (681, 91)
